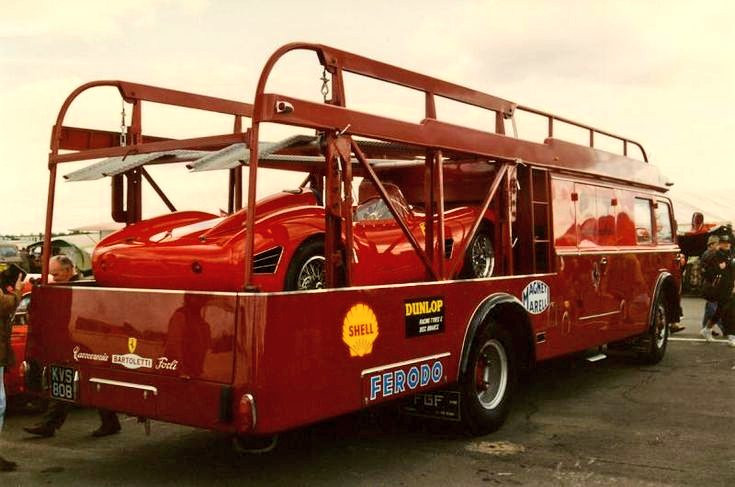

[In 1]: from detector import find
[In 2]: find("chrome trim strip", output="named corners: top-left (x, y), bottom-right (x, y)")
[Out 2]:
top-left (89, 377), bottom-right (158, 396)
top-left (47, 285), bottom-right (239, 297)
top-left (360, 352), bottom-right (451, 377)
top-left (261, 273), bottom-right (556, 297)
top-left (555, 247), bottom-right (678, 256)
top-left (578, 310), bottom-right (621, 321)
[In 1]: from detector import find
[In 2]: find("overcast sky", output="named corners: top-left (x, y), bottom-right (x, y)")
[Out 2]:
top-left (1, 0), bottom-right (734, 234)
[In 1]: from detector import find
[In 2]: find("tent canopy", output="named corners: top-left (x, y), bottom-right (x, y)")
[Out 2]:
top-left (670, 187), bottom-right (734, 233)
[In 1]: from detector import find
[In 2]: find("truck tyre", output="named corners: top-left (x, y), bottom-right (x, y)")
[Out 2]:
top-left (639, 294), bottom-right (669, 364)
top-left (284, 238), bottom-right (325, 291)
top-left (460, 224), bottom-right (494, 278)
top-left (460, 321), bottom-right (516, 435)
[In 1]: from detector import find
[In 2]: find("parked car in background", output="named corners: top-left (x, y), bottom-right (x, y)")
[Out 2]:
top-left (26, 236), bottom-right (95, 276)
top-left (0, 243), bottom-right (29, 272)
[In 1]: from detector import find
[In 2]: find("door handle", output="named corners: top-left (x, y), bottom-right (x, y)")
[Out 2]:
top-left (599, 257), bottom-right (608, 266)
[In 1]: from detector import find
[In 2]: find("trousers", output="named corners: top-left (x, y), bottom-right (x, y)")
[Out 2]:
top-left (42, 399), bottom-right (118, 429)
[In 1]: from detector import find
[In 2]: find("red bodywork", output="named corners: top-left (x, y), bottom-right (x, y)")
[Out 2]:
top-left (93, 186), bottom-right (494, 291)
top-left (4, 292), bottom-right (31, 397)
top-left (27, 42), bottom-right (681, 437)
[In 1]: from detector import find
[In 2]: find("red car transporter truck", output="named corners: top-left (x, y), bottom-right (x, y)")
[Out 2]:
top-left (27, 43), bottom-right (681, 443)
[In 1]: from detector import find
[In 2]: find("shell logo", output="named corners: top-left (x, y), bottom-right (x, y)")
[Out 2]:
top-left (342, 303), bottom-right (379, 357)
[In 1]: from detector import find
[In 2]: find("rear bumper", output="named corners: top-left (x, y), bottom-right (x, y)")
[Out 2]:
top-left (32, 362), bottom-right (249, 433)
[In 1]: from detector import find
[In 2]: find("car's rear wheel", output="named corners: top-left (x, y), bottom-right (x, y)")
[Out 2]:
top-left (461, 225), bottom-right (494, 278)
top-left (285, 238), bottom-right (325, 291)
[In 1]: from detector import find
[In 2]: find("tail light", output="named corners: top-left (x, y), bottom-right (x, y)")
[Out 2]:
top-left (237, 393), bottom-right (257, 433)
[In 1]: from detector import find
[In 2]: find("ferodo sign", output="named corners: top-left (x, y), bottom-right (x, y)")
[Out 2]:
top-left (521, 280), bottom-right (550, 314)
top-left (363, 357), bottom-right (446, 403)
top-left (404, 296), bottom-right (445, 337)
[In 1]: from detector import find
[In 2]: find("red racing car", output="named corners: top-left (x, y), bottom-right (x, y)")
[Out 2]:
top-left (3, 291), bottom-right (31, 399)
top-left (93, 181), bottom-right (496, 292)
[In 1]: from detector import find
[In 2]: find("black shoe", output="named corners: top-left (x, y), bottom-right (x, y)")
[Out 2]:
top-left (23, 424), bottom-right (55, 438)
top-left (670, 323), bottom-right (686, 334)
top-left (91, 424), bottom-right (121, 437)
top-left (0, 455), bottom-right (18, 472)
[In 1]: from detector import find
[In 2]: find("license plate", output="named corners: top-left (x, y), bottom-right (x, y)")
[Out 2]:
top-left (402, 390), bottom-right (461, 421)
top-left (50, 365), bottom-right (77, 401)
top-left (0, 263), bottom-right (7, 272)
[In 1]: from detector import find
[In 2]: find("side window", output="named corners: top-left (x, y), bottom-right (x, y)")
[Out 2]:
top-left (552, 179), bottom-right (576, 247)
top-left (655, 201), bottom-right (673, 243)
top-left (615, 191), bottom-right (636, 245)
top-left (596, 187), bottom-right (616, 246)
top-left (576, 184), bottom-right (597, 246)
top-left (634, 198), bottom-right (653, 244)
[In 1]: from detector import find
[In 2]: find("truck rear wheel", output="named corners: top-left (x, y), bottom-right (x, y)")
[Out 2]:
top-left (460, 322), bottom-right (516, 435)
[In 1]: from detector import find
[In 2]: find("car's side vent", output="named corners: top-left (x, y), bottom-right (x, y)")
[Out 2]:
top-left (444, 239), bottom-right (454, 259)
top-left (253, 246), bottom-right (283, 274)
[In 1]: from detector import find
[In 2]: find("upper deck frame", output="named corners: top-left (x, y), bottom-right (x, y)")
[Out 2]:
top-left (43, 42), bottom-right (668, 289)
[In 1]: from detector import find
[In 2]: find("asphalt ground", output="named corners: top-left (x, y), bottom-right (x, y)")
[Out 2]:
top-left (1, 296), bottom-right (733, 486)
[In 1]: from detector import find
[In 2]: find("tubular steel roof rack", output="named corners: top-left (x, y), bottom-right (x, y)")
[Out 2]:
top-left (43, 42), bottom-right (667, 288)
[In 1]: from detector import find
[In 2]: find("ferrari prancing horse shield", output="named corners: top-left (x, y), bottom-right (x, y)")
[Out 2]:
top-left (128, 337), bottom-right (137, 354)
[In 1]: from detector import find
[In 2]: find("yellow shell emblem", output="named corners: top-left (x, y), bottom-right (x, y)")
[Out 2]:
top-left (342, 303), bottom-right (379, 357)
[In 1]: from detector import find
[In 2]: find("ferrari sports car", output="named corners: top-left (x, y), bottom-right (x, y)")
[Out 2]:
top-left (92, 182), bottom-right (496, 292)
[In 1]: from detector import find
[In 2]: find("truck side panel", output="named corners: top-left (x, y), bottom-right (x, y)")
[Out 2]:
top-left (248, 275), bottom-right (558, 434)
top-left (29, 262), bottom-right (675, 435)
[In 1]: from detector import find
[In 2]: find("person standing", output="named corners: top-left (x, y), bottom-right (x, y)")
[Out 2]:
top-left (23, 255), bottom-right (121, 438)
top-left (1, 272), bottom-right (24, 472)
top-left (701, 235), bottom-right (735, 346)
top-left (700, 235), bottom-right (723, 338)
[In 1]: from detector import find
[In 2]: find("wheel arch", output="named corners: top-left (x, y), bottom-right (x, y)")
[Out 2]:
top-left (459, 293), bottom-right (536, 377)
top-left (649, 271), bottom-right (680, 325)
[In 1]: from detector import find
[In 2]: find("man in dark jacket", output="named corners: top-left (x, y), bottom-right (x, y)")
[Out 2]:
top-left (701, 235), bottom-right (735, 346)
top-left (1, 272), bottom-right (24, 472)
top-left (700, 235), bottom-right (722, 337)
